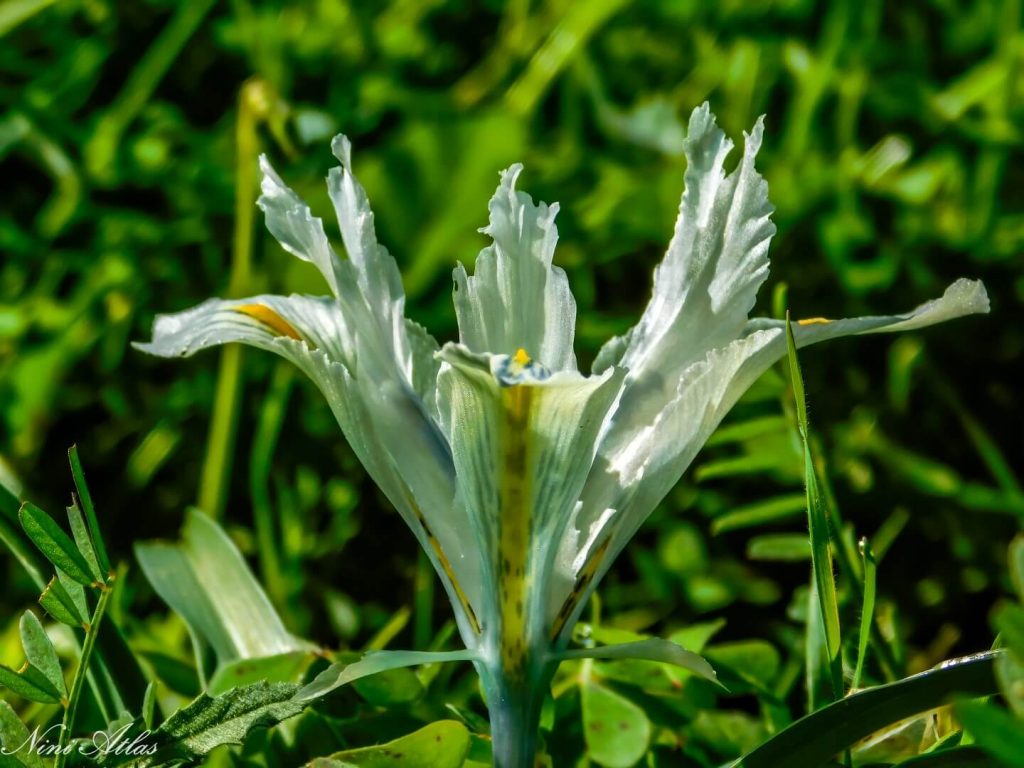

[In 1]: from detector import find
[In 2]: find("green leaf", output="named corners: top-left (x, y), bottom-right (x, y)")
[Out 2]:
top-left (108, 681), bottom-right (305, 767)
top-left (68, 445), bottom-right (111, 575)
top-left (895, 746), bottom-right (1005, 767)
top-left (994, 603), bottom-right (1024, 656)
top-left (736, 650), bottom-right (1001, 767)
top-left (581, 680), bottom-right (651, 768)
top-left (0, 699), bottom-right (46, 768)
top-left (1009, 535), bottom-right (1024, 603)
top-left (18, 502), bottom-right (97, 586)
top-left (310, 721), bottom-right (471, 767)
top-left (994, 649), bottom-right (1024, 717)
top-left (18, 611), bottom-right (65, 698)
top-left (38, 575), bottom-right (85, 628)
top-left (786, 316), bottom-right (843, 702)
top-left (0, 663), bottom-right (62, 705)
top-left (852, 537), bottom-right (877, 690)
top-left (65, 500), bottom-right (103, 582)
top-left (746, 533), bottom-right (812, 561)
top-left (135, 508), bottom-right (314, 682)
top-left (557, 638), bottom-right (719, 685)
top-left (296, 649), bottom-right (476, 702)
top-left (956, 700), bottom-right (1024, 767)
top-left (208, 652), bottom-right (320, 697)
top-left (712, 493), bottom-right (807, 534)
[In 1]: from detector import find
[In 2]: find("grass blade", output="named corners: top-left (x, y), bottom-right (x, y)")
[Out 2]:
top-left (786, 315), bottom-right (844, 703)
top-left (852, 537), bottom-right (877, 690)
top-left (737, 650), bottom-right (1001, 768)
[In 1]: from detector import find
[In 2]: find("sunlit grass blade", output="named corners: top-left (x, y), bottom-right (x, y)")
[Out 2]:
top-left (852, 537), bottom-right (877, 690)
top-left (736, 650), bottom-right (1001, 768)
top-left (786, 315), bottom-right (843, 704)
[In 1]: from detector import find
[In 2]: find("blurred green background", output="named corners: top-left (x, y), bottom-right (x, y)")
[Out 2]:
top-left (1, 0), bottom-right (1022, 702)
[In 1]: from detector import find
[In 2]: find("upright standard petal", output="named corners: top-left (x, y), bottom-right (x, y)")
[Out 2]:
top-left (259, 144), bottom-right (440, 409)
top-left (554, 279), bottom-right (989, 644)
top-left (453, 166), bottom-right (578, 372)
top-left (593, 104), bottom-right (776, 452)
top-left (435, 345), bottom-right (623, 672)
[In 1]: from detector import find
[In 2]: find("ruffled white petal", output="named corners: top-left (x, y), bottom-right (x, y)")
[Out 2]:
top-left (594, 104), bottom-right (776, 455)
top-left (453, 165), bottom-right (578, 372)
top-left (555, 279), bottom-right (989, 642)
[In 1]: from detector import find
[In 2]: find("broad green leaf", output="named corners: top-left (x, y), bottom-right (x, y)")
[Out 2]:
top-left (18, 611), bottom-right (65, 698)
top-left (310, 721), bottom-right (471, 767)
top-left (351, 665), bottom-right (425, 707)
top-left (38, 575), bottom-right (85, 627)
top-left (705, 641), bottom-right (781, 690)
top-left (208, 652), bottom-right (317, 697)
top-left (994, 603), bottom-right (1024, 656)
top-left (0, 664), bottom-right (62, 705)
top-left (668, 619), bottom-right (727, 654)
top-left (18, 502), bottom-right (96, 586)
top-left (582, 680), bottom-right (651, 768)
top-left (736, 651), bottom-right (1001, 767)
top-left (895, 746), bottom-right (1004, 766)
top-left (135, 508), bottom-right (314, 682)
top-left (746, 533), bottom-right (812, 561)
top-left (994, 649), bottom-right (1024, 717)
top-left (0, 700), bottom-right (45, 768)
top-left (956, 700), bottom-right (1024, 767)
top-left (296, 649), bottom-right (476, 702)
top-left (68, 445), bottom-right (111, 575)
top-left (107, 681), bottom-right (304, 767)
top-left (65, 500), bottom-right (103, 582)
top-left (557, 638), bottom-right (718, 685)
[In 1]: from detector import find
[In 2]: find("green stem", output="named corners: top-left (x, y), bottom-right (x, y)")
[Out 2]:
top-left (198, 80), bottom-right (264, 519)
top-left (479, 659), bottom-right (554, 768)
top-left (55, 582), bottom-right (113, 768)
top-left (250, 362), bottom-right (293, 606)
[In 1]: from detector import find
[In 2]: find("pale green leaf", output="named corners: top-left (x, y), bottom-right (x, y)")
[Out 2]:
top-left (18, 611), bottom-right (65, 698)
top-left (310, 721), bottom-right (470, 767)
top-left (582, 680), bottom-right (651, 768)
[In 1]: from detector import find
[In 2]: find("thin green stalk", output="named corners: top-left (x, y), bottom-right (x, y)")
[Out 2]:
top-left (785, 317), bottom-right (843, 705)
top-left (54, 582), bottom-right (113, 768)
top-left (852, 537), bottom-right (877, 690)
top-left (198, 80), bottom-right (265, 519)
top-left (84, 0), bottom-right (217, 181)
top-left (250, 362), bottom-right (293, 606)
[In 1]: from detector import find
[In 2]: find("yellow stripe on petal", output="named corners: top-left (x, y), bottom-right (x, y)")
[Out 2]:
top-left (498, 384), bottom-right (533, 677)
top-left (235, 303), bottom-right (304, 340)
top-left (407, 493), bottom-right (481, 635)
top-left (797, 317), bottom-right (833, 326)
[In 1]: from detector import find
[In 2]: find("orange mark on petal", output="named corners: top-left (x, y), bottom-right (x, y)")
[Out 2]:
top-left (235, 304), bottom-right (303, 340)
top-left (513, 347), bottom-right (531, 365)
top-left (797, 317), bottom-right (833, 326)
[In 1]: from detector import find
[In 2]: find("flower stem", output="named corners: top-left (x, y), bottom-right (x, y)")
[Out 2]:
top-left (54, 580), bottom-right (113, 768)
top-left (480, 660), bottom-right (554, 768)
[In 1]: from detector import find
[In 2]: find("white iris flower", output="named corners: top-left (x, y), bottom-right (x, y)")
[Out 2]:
top-left (137, 104), bottom-right (988, 767)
